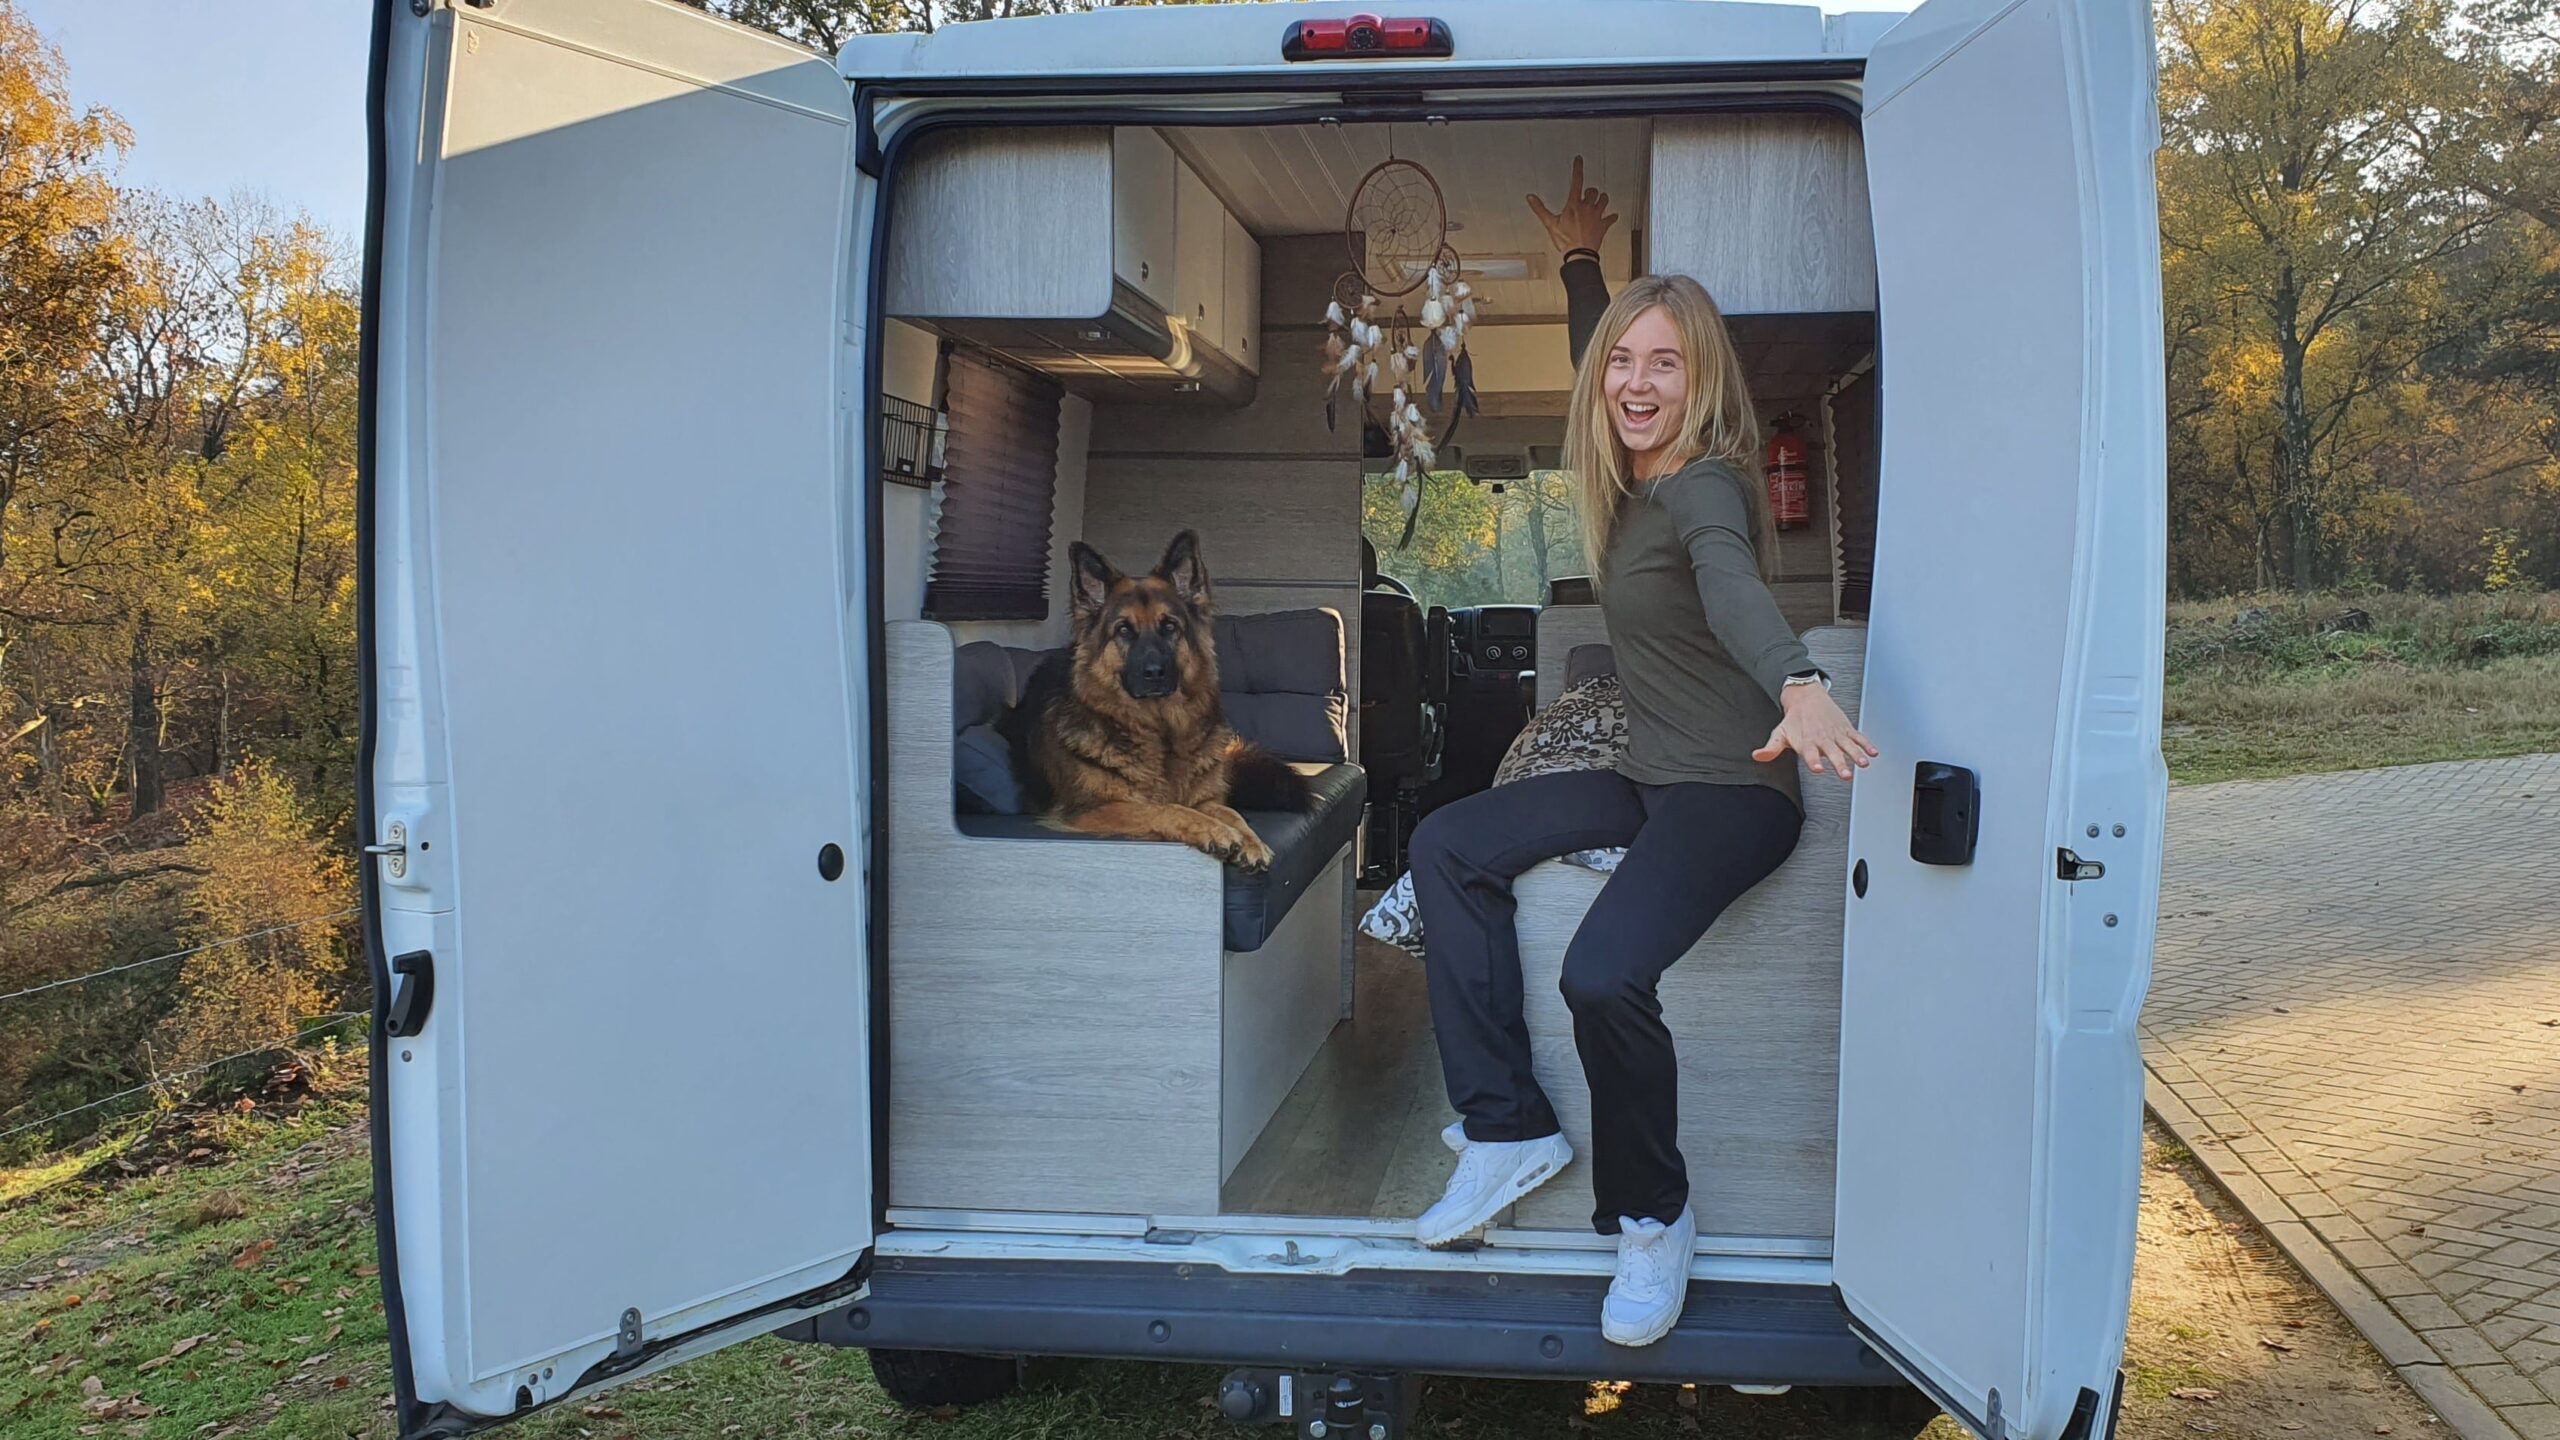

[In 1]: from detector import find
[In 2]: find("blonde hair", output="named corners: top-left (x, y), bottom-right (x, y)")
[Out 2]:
top-left (1563, 274), bottom-right (1772, 584)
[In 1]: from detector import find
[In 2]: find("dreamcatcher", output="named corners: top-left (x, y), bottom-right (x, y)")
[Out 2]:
top-left (1320, 154), bottom-right (1481, 547)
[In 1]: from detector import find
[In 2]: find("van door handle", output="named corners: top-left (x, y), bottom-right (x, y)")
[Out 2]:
top-left (384, 951), bottom-right (436, 1037)
top-left (1909, 762), bottom-right (1980, 866)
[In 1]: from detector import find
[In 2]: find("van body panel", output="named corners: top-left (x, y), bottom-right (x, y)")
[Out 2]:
top-left (1836, 0), bottom-right (2161, 1434)
top-left (836, 0), bottom-right (1861, 82)
top-left (367, 0), bottom-right (873, 1424)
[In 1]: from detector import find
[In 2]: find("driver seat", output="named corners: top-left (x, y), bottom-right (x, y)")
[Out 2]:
top-left (1358, 538), bottom-right (1444, 882)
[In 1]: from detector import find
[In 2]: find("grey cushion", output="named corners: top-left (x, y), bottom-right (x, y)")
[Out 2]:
top-left (952, 640), bottom-right (1054, 733)
top-left (953, 722), bottom-right (1026, 815)
top-left (1215, 609), bottom-right (1348, 763)
top-left (958, 762), bottom-right (1366, 954)
top-left (1220, 762), bottom-right (1366, 952)
top-left (1566, 643), bottom-right (1617, 687)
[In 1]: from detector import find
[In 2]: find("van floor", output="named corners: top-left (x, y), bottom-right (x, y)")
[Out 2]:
top-left (1221, 928), bottom-right (1462, 1220)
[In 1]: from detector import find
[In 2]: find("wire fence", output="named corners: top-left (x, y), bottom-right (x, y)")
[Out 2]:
top-left (0, 909), bottom-right (358, 1006)
top-left (0, 1008), bottom-right (369, 1146)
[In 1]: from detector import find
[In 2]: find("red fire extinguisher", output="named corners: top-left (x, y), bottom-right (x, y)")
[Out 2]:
top-left (1765, 415), bottom-right (1811, 531)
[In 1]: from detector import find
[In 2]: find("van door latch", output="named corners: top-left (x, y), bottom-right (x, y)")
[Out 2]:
top-left (2056, 848), bottom-right (2106, 882)
top-left (363, 820), bottom-right (409, 880)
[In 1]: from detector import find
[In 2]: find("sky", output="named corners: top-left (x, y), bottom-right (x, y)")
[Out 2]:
top-left (21, 0), bottom-right (374, 240)
top-left (16, 0), bottom-right (1914, 244)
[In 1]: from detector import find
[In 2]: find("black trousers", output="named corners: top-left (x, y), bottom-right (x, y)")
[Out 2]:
top-left (1408, 769), bottom-right (1802, 1233)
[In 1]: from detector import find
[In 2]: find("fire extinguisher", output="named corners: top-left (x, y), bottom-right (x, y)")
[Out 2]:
top-left (1765, 414), bottom-right (1811, 531)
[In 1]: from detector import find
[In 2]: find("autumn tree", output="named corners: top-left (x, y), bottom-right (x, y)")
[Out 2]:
top-left (151, 759), bottom-right (351, 1071)
top-left (0, 1), bottom-right (128, 797)
top-left (2157, 0), bottom-right (2509, 591)
top-left (676, 0), bottom-right (1250, 48)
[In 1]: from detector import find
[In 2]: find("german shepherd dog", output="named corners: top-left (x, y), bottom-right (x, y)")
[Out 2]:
top-left (1002, 531), bottom-right (1314, 871)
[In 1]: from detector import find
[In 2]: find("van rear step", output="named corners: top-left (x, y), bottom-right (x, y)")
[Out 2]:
top-left (780, 1257), bottom-right (1895, 1388)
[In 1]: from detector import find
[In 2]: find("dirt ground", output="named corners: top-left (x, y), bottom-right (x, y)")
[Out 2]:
top-left (2113, 1132), bottom-right (2443, 1440)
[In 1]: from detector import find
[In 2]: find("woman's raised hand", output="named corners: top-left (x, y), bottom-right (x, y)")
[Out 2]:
top-left (1527, 156), bottom-right (1619, 256)
top-left (1753, 685), bottom-right (1880, 782)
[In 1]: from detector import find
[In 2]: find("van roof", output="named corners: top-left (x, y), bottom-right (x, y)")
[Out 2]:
top-left (836, 0), bottom-right (1912, 83)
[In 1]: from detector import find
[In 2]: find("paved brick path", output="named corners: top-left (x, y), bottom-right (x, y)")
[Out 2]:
top-left (2145, 754), bottom-right (2560, 1440)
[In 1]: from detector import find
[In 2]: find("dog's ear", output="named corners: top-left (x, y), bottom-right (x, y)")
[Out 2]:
top-left (1153, 530), bottom-right (1211, 608)
top-left (1069, 542), bottom-right (1121, 622)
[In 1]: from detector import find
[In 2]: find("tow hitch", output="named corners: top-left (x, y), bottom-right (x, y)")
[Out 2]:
top-left (1216, 1368), bottom-right (1416, 1439)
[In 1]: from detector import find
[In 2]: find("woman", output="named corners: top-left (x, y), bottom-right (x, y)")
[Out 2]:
top-left (1405, 160), bottom-right (1876, 1348)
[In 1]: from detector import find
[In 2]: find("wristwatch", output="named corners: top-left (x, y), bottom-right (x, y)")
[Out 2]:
top-left (1784, 669), bottom-right (1832, 693)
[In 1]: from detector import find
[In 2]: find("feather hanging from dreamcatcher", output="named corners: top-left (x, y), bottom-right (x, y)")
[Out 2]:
top-left (1316, 160), bottom-right (1477, 548)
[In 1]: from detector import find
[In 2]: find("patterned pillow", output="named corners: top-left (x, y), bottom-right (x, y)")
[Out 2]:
top-left (1491, 676), bottom-right (1629, 871)
top-left (1358, 677), bottom-right (1632, 956)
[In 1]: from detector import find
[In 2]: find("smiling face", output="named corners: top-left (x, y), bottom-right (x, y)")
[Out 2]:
top-left (1603, 304), bottom-right (1689, 467)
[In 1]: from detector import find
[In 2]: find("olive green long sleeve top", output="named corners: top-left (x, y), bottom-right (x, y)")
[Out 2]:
top-left (1562, 253), bottom-right (1816, 812)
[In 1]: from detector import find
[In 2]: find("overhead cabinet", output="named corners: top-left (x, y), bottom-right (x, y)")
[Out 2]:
top-left (888, 125), bottom-right (1263, 403)
top-left (1647, 114), bottom-right (1878, 315)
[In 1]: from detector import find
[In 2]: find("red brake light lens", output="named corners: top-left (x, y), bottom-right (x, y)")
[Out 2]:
top-left (1282, 15), bottom-right (1455, 62)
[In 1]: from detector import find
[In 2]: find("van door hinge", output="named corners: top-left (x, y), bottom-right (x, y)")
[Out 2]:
top-left (615, 1308), bottom-right (644, 1361)
top-left (2056, 847), bottom-right (2106, 882)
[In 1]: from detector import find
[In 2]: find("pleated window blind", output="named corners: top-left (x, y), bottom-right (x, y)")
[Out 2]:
top-left (924, 348), bottom-right (1063, 622)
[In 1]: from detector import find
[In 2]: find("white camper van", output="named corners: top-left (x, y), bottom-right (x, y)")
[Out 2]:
top-left (361, 1), bottom-right (2167, 1437)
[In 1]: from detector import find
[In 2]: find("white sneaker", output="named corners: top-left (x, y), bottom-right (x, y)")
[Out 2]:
top-left (1601, 1207), bottom-right (1697, 1347)
top-left (1416, 1130), bottom-right (1573, 1248)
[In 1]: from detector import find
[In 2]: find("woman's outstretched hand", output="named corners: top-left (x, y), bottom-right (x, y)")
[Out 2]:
top-left (1527, 155), bottom-right (1619, 256)
top-left (1754, 685), bottom-right (1879, 781)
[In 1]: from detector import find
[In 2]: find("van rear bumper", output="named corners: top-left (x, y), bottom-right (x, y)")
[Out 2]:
top-left (780, 1258), bottom-right (1895, 1386)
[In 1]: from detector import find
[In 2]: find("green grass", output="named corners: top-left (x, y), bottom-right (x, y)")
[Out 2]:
top-left (2164, 592), bottom-right (2560, 782)
top-left (2, 1073), bottom-right (1964, 1440)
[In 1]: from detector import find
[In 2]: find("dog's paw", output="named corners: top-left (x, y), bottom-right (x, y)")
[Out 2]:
top-left (1222, 829), bottom-right (1276, 873)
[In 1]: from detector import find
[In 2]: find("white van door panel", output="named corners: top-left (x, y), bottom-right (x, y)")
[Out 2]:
top-left (1837, 0), bottom-right (2165, 1434)
top-left (370, 0), bottom-right (871, 1424)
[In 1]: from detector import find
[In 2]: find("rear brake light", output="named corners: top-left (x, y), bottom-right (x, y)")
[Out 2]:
top-left (1282, 15), bottom-right (1454, 62)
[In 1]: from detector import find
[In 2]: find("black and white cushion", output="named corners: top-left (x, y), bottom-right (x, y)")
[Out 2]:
top-left (1359, 676), bottom-right (1632, 956)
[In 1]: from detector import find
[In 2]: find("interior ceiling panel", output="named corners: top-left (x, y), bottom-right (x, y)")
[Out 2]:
top-left (1163, 119), bottom-right (1651, 324)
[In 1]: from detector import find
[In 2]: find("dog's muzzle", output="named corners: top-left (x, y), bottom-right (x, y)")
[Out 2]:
top-left (1123, 647), bottom-right (1177, 699)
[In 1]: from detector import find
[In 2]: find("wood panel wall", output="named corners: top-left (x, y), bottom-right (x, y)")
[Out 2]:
top-left (1081, 234), bottom-right (1367, 727)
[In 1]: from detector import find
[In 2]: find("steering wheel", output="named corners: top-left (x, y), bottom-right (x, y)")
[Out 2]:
top-left (1373, 572), bottom-right (1414, 598)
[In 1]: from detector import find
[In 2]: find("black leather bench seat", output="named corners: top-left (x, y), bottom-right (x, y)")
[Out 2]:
top-left (955, 761), bottom-right (1366, 953)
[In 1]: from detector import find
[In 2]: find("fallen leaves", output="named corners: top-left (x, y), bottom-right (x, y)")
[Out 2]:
top-left (77, 1375), bottom-right (156, 1422)
top-left (136, 1334), bottom-right (213, 1373)
top-left (2172, 1386), bottom-right (2224, 1402)
top-left (188, 1192), bottom-right (249, 1227)
top-left (231, 1239), bottom-right (275, 1271)
top-left (2261, 1337), bottom-right (2295, 1352)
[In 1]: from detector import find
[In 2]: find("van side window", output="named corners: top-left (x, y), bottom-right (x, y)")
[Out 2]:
top-left (925, 348), bottom-right (1065, 621)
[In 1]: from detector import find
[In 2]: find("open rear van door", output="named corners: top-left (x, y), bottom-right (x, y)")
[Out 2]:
top-left (366, 1), bottom-right (872, 1431)
top-left (1834, 0), bottom-right (2165, 1435)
